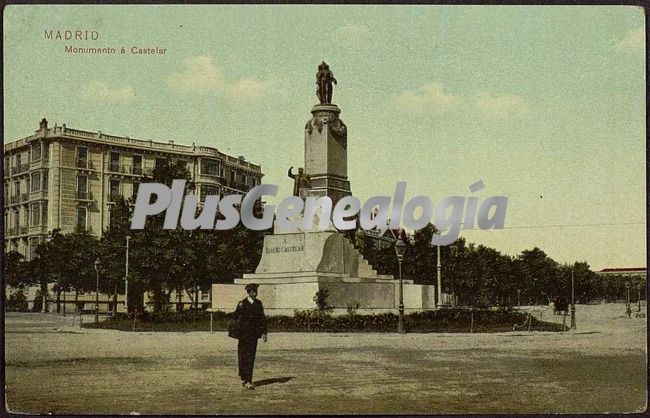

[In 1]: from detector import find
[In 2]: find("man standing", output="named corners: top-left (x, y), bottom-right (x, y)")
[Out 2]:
top-left (233, 283), bottom-right (267, 390)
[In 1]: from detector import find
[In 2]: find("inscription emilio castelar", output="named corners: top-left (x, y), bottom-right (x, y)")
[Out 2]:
top-left (265, 245), bottom-right (304, 254)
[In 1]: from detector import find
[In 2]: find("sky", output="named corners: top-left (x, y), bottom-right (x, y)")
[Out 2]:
top-left (3, 5), bottom-right (646, 270)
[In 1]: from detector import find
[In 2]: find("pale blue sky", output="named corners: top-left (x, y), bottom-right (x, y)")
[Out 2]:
top-left (3, 5), bottom-right (646, 270)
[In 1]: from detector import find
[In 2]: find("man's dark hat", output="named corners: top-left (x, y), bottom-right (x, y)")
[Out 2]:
top-left (245, 283), bottom-right (259, 292)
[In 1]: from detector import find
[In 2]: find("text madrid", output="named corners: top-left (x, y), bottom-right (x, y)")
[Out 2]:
top-left (130, 180), bottom-right (508, 246)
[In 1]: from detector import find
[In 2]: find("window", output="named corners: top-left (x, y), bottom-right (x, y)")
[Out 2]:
top-left (155, 157), bottom-right (168, 169)
top-left (42, 203), bottom-right (48, 225)
top-left (110, 179), bottom-right (121, 202)
top-left (31, 203), bottom-right (41, 226)
top-left (132, 180), bottom-right (141, 200)
top-left (31, 143), bottom-right (42, 161)
top-left (201, 159), bottom-right (219, 176)
top-left (42, 171), bottom-right (48, 190)
top-left (15, 154), bottom-right (21, 167)
top-left (13, 181), bottom-right (20, 196)
top-left (31, 172), bottom-right (41, 192)
top-left (25, 178), bottom-right (30, 195)
top-left (43, 143), bottom-right (49, 160)
top-left (177, 159), bottom-right (188, 170)
top-left (13, 209), bottom-right (19, 228)
top-left (230, 170), bottom-right (236, 183)
top-left (132, 155), bottom-right (142, 175)
top-left (4, 157), bottom-right (9, 173)
top-left (77, 176), bottom-right (88, 199)
top-left (77, 147), bottom-right (88, 168)
top-left (110, 152), bottom-right (120, 172)
top-left (23, 206), bottom-right (30, 226)
top-left (77, 207), bottom-right (87, 232)
top-left (29, 238), bottom-right (39, 260)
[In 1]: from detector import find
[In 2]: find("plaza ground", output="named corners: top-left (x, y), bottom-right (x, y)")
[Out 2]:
top-left (4, 303), bottom-right (647, 414)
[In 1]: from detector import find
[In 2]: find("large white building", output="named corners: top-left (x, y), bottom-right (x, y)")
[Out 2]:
top-left (4, 118), bottom-right (264, 260)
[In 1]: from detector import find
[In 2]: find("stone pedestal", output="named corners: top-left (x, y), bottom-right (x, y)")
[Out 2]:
top-left (211, 230), bottom-right (437, 315)
top-left (304, 104), bottom-right (351, 207)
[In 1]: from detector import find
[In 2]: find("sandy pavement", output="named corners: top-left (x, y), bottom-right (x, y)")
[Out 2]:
top-left (4, 303), bottom-right (647, 414)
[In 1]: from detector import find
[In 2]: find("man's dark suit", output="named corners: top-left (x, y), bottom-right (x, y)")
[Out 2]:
top-left (233, 298), bottom-right (267, 384)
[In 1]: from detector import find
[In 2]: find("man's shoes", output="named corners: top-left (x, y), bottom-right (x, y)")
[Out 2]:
top-left (244, 382), bottom-right (255, 390)
top-left (241, 381), bottom-right (246, 388)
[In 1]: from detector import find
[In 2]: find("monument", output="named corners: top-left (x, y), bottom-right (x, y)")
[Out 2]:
top-left (212, 63), bottom-right (436, 315)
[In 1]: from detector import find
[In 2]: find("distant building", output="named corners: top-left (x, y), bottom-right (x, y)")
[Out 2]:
top-left (4, 118), bottom-right (264, 260)
top-left (596, 267), bottom-right (647, 278)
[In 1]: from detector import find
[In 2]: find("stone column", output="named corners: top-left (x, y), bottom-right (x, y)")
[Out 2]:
top-left (304, 103), bottom-right (351, 207)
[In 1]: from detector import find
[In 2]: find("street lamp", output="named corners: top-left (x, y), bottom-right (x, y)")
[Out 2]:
top-left (570, 269), bottom-right (576, 330)
top-left (94, 258), bottom-right (101, 323)
top-left (125, 236), bottom-right (130, 313)
top-left (436, 244), bottom-right (442, 308)
top-left (625, 281), bottom-right (631, 318)
top-left (394, 238), bottom-right (406, 334)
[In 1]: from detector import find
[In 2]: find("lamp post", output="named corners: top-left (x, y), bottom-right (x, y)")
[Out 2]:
top-left (125, 236), bottom-right (130, 312)
top-left (436, 244), bottom-right (442, 307)
top-left (94, 258), bottom-right (101, 323)
top-left (394, 238), bottom-right (406, 334)
top-left (570, 269), bottom-right (576, 330)
top-left (625, 281), bottom-right (631, 318)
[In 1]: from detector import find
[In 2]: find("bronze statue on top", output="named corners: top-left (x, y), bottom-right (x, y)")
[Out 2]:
top-left (316, 61), bottom-right (337, 104)
top-left (288, 166), bottom-right (312, 198)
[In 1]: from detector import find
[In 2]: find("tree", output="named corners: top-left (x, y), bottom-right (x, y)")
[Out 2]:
top-left (4, 251), bottom-right (28, 289)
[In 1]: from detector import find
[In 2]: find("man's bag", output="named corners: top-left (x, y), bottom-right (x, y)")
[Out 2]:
top-left (227, 318), bottom-right (240, 339)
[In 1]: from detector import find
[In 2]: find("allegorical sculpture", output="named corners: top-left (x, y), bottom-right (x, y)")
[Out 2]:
top-left (316, 61), bottom-right (337, 104)
top-left (288, 166), bottom-right (312, 197)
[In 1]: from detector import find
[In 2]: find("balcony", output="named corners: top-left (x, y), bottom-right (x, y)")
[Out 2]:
top-left (30, 190), bottom-right (48, 201)
top-left (6, 227), bottom-right (17, 236)
top-left (76, 191), bottom-right (94, 201)
top-left (76, 159), bottom-right (93, 170)
top-left (109, 193), bottom-right (124, 204)
top-left (18, 226), bottom-right (28, 235)
top-left (20, 193), bottom-right (30, 203)
top-left (76, 225), bottom-right (94, 234)
top-left (12, 164), bottom-right (30, 174)
top-left (108, 164), bottom-right (142, 175)
top-left (9, 195), bottom-right (20, 205)
top-left (29, 224), bottom-right (48, 235)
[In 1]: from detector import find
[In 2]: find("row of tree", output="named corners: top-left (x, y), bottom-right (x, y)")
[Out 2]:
top-left (355, 225), bottom-right (646, 307)
top-left (5, 161), bottom-right (646, 313)
top-left (5, 161), bottom-right (268, 314)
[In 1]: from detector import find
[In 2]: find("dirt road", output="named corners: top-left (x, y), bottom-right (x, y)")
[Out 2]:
top-left (4, 303), bottom-right (646, 414)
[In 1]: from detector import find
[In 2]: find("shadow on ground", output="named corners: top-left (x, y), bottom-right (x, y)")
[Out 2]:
top-left (253, 376), bottom-right (295, 387)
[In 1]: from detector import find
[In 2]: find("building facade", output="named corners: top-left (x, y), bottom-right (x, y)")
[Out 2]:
top-left (4, 118), bottom-right (264, 260)
top-left (596, 267), bottom-right (647, 279)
